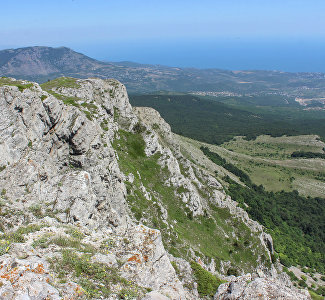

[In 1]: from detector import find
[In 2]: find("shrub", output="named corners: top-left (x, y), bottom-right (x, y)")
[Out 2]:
top-left (191, 261), bottom-right (224, 297)
top-left (133, 122), bottom-right (146, 134)
top-left (29, 204), bottom-right (43, 218)
top-left (227, 267), bottom-right (240, 276)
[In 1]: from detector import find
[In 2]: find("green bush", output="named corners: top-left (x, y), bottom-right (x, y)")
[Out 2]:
top-left (227, 267), bottom-right (240, 276)
top-left (191, 261), bottom-right (224, 297)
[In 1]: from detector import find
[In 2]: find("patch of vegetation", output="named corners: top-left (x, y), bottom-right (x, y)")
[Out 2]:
top-left (0, 225), bottom-right (35, 255)
top-left (0, 232), bottom-right (24, 243)
top-left (49, 250), bottom-right (144, 299)
top-left (65, 226), bottom-right (85, 240)
top-left (191, 261), bottom-right (225, 297)
top-left (32, 234), bottom-right (95, 253)
top-left (221, 135), bottom-right (324, 160)
top-left (32, 234), bottom-right (52, 248)
top-left (133, 122), bottom-right (146, 134)
top-left (0, 240), bottom-right (11, 256)
top-left (283, 267), bottom-right (299, 282)
top-left (291, 151), bottom-right (325, 159)
top-left (201, 146), bottom-right (251, 185)
top-left (40, 89), bottom-right (98, 121)
top-left (0, 223), bottom-right (45, 250)
top-left (0, 77), bottom-right (34, 92)
top-left (314, 286), bottom-right (325, 297)
top-left (40, 77), bottom-right (80, 90)
top-left (50, 236), bottom-right (81, 248)
top-left (114, 107), bottom-right (120, 122)
top-left (100, 238), bottom-right (116, 251)
top-left (309, 290), bottom-right (324, 300)
top-left (29, 204), bottom-right (43, 218)
top-left (45, 90), bottom-right (81, 107)
top-left (100, 119), bottom-right (109, 131)
top-left (171, 261), bottom-right (180, 275)
top-left (16, 224), bottom-right (43, 235)
top-left (80, 102), bottom-right (98, 120)
top-left (226, 267), bottom-right (240, 276)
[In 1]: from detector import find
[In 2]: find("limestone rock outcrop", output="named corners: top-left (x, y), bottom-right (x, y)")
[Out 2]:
top-left (214, 274), bottom-right (310, 300)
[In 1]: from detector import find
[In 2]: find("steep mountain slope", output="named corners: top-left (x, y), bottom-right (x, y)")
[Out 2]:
top-left (0, 46), bottom-right (104, 76)
top-left (1, 46), bottom-right (325, 97)
top-left (0, 76), bottom-right (310, 299)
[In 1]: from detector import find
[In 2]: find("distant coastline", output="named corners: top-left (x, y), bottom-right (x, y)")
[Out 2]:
top-left (74, 38), bottom-right (325, 73)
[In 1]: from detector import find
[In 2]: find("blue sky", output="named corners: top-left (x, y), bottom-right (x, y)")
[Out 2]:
top-left (1, 0), bottom-right (325, 71)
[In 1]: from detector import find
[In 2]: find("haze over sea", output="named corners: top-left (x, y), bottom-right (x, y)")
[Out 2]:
top-left (77, 37), bottom-right (325, 73)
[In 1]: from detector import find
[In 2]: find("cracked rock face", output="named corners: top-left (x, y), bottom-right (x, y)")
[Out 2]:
top-left (0, 79), bottom-right (130, 231)
top-left (121, 225), bottom-right (186, 299)
top-left (214, 274), bottom-right (310, 300)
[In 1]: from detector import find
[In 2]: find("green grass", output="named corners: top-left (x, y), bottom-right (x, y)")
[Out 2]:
top-left (309, 290), bottom-right (324, 300)
top-left (0, 224), bottom-right (44, 255)
top-left (112, 129), bottom-right (269, 273)
top-left (49, 250), bottom-right (144, 299)
top-left (40, 77), bottom-right (80, 90)
top-left (16, 224), bottom-right (43, 235)
top-left (65, 226), bottom-right (85, 240)
top-left (100, 119), bottom-right (109, 131)
top-left (0, 77), bottom-right (33, 91)
top-left (45, 90), bottom-right (81, 106)
top-left (32, 233), bottom-right (96, 253)
top-left (80, 102), bottom-right (98, 120)
top-left (50, 236), bottom-right (82, 248)
top-left (41, 90), bottom-right (98, 121)
top-left (29, 204), bottom-right (43, 218)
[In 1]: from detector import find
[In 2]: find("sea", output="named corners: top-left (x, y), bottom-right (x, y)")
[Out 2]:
top-left (77, 37), bottom-right (325, 73)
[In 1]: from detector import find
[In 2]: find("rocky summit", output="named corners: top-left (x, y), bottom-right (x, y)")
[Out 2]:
top-left (0, 76), bottom-right (310, 299)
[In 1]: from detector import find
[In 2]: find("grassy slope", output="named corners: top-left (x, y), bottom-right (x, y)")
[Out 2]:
top-left (112, 129), bottom-right (269, 274)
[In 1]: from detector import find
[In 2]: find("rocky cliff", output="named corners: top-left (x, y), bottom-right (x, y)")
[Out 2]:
top-left (0, 76), bottom-right (310, 299)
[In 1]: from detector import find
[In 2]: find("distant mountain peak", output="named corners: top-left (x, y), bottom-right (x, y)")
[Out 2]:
top-left (0, 46), bottom-right (102, 77)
